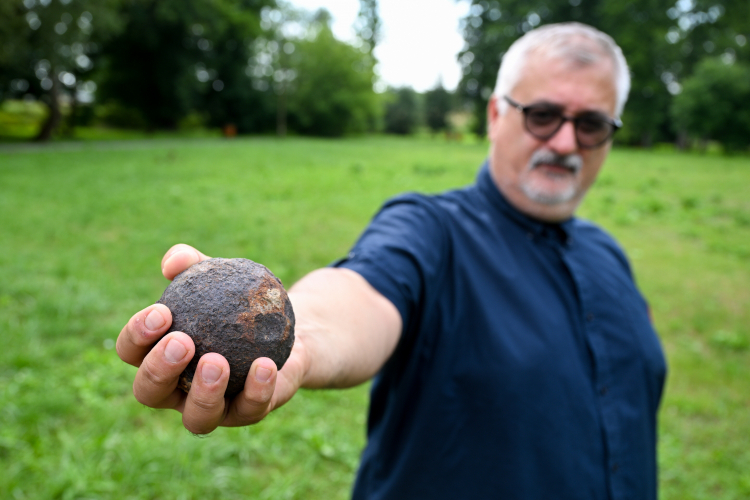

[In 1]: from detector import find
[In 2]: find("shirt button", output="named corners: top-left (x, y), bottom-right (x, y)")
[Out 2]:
top-left (611, 463), bottom-right (619, 473)
top-left (599, 386), bottom-right (608, 396)
top-left (586, 313), bottom-right (594, 322)
top-left (526, 232), bottom-right (534, 240)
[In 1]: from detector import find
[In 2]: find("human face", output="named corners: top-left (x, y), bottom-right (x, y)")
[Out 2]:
top-left (487, 52), bottom-right (618, 222)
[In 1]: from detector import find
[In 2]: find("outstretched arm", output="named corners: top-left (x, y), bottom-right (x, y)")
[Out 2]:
top-left (116, 244), bottom-right (401, 435)
top-left (291, 266), bottom-right (402, 389)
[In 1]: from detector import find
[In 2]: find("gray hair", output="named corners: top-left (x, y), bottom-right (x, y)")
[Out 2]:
top-left (494, 22), bottom-right (630, 117)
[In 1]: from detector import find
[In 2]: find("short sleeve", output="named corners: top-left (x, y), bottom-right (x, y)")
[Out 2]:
top-left (333, 194), bottom-right (449, 333)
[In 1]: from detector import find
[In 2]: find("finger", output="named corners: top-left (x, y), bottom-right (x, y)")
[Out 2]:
top-left (223, 357), bottom-right (278, 427)
top-left (182, 353), bottom-right (230, 435)
top-left (117, 304), bottom-right (173, 367)
top-left (132, 331), bottom-right (194, 409)
top-left (223, 336), bottom-right (310, 427)
top-left (161, 244), bottom-right (211, 280)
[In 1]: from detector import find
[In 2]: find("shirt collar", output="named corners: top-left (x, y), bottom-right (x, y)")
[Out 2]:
top-left (476, 160), bottom-right (574, 246)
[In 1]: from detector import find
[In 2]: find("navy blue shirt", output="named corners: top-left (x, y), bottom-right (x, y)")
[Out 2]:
top-left (336, 162), bottom-right (667, 500)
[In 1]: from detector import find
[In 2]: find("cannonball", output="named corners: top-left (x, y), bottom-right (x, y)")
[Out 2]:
top-left (157, 258), bottom-right (295, 398)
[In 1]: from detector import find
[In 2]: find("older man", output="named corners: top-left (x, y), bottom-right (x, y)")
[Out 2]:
top-left (117, 22), bottom-right (666, 500)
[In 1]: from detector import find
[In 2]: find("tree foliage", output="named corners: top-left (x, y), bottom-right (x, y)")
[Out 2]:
top-left (247, 7), bottom-right (379, 137)
top-left (424, 80), bottom-right (453, 133)
top-left (2, 0), bottom-right (382, 138)
top-left (355, 0), bottom-right (380, 54)
top-left (384, 87), bottom-right (419, 135)
top-left (671, 57), bottom-right (750, 151)
top-left (285, 22), bottom-right (379, 137)
top-left (97, 0), bottom-right (273, 131)
top-left (0, 0), bottom-right (124, 140)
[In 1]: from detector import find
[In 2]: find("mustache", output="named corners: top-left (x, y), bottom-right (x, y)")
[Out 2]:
top-left (529, 150), bottom-right (583, 173)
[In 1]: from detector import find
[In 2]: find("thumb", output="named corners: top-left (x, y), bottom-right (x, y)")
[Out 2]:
top-left (161, 244), bottom-right (211, 280)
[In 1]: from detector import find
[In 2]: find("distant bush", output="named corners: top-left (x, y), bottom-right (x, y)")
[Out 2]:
top-left (671, 58), bottom-right (750, 153)
top-left (0, 100), bottom-right (47, 138)
top-left (94, 102), bottom-right (148, 130)
top-left (384, 87), bottom-right (419, 135)
top-left (177, 111), bottom-right (209, 131)
top-left (424, 83), bottom-right (453, 133)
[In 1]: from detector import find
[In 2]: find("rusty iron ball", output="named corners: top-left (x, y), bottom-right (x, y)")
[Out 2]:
top-left (157, 258), bottom-right (295, 399)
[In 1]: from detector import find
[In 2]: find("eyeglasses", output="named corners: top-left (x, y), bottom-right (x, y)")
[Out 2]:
top-left (504, 95), bottom-right (622, 149)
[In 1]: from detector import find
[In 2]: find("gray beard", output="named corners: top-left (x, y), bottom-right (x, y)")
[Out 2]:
top-left (520, 149), bottom-right (584, 205)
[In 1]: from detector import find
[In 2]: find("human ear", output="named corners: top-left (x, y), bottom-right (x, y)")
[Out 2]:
top-left (487, 95), bottom-right (500, 137)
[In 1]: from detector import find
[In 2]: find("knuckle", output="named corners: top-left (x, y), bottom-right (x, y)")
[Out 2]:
top-left (234, 399), bottom-right (272, 425)
top-left (140, 360), bottom-right (173, 389)
top-left (127, 316), bottom-right (151, 347)
top-left (190, 395), bottom-right (224, 414)
top-left (116, 336), bottom-right (141, 366)
top-left (238, 408), bottom-right (267, 425)
top-left (132, 382), bottom-right (151, 406)
top-left (183, 395), bottom-right (228, 435)
top-left (233, 408), bottom-right (264, 425)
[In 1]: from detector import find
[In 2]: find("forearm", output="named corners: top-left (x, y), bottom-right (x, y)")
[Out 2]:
top-left (288, 267), bottom-right (402, 389)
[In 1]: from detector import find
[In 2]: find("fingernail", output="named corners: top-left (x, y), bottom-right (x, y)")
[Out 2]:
top-left (255, 366), bottom-right (272, 383)
top-left (164, 339), bottom-right (187, 363)
top-left (145, 309), bottom-right (165, 330)
top-left (202, 363), bottom-right (222, 384)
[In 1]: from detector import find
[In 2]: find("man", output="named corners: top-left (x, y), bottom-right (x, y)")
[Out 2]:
top-left (117, 22), bottom-right (666, 499)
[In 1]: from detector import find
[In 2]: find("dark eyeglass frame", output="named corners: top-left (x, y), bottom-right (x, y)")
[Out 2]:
top-left (503, 95), bottom-right (622, 149)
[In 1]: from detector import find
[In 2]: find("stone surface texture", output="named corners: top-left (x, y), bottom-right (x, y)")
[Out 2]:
top-left (157, 258), bottom-right (295, 398)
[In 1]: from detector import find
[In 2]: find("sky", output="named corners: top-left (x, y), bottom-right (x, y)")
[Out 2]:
top-left (287, 0), bottom-right (471, 92)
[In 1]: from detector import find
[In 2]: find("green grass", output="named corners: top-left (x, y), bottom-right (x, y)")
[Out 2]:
top-left (71, 126), bottom-right (223, 141)
top-left (1, 136), bottom-right (748, 499)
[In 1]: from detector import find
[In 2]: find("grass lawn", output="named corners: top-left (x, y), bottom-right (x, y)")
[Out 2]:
top-left (1, 136), bottom-right (748, 499)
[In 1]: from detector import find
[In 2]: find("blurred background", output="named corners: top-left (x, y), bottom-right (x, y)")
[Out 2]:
top-left (0, 0), bottom-right (748, 150)
top-left (1, 1), bottom-right (749, 499)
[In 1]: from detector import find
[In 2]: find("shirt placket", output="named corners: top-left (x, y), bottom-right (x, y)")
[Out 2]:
top-left (560, 245), bottom-right (624, 500)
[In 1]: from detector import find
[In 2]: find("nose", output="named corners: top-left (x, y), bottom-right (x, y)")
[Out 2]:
top-left (545, 119), bottom-right (578, 155)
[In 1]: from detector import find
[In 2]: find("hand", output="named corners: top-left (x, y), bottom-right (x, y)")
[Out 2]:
top-left (116, 244), bottom-right (309, 434)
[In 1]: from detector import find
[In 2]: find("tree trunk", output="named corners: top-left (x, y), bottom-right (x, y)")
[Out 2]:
top-left (34, 77), bottom-right (61, 142)
top-left (276, 84), bottom-right (287, 138)
top-left (63, 93), bottom-right (77, 138)
top-left (676, 130), bottom-right (688, 151)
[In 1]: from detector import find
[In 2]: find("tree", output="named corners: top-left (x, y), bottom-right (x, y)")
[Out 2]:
top-left (247, 4), bottom-right (308, 136)
top-left (285, 16), bottom-right (379, 137)
top-left (633, 0), bottom-right (750, 145)
top-left (662, 0), bottom-right (750, 78)
top-left (198, 3), bottom-right (277, 134)
top-left (0, 0), bottom-right (124, 140)
top-left (246, 5), bottom-right (380, 137)
top-left (671, 57), bottom-right (750, 151)
top-left (0, 3), bottom-right (30, 87)
top-left (355, 0), bottom-right (380, 54)
top-left (424, 80), bottom-right (453, 133)
top-left (97, 0), bottom-right (273, 131)
top-left (384, 87), bottom-right (419, 135)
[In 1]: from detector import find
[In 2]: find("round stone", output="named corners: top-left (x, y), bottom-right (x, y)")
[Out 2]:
top-left (157, 258), bottom-right (295, 398)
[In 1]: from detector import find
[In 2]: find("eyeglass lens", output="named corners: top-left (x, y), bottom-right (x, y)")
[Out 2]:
top-left (525, 107), bottom-right (614, 148)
